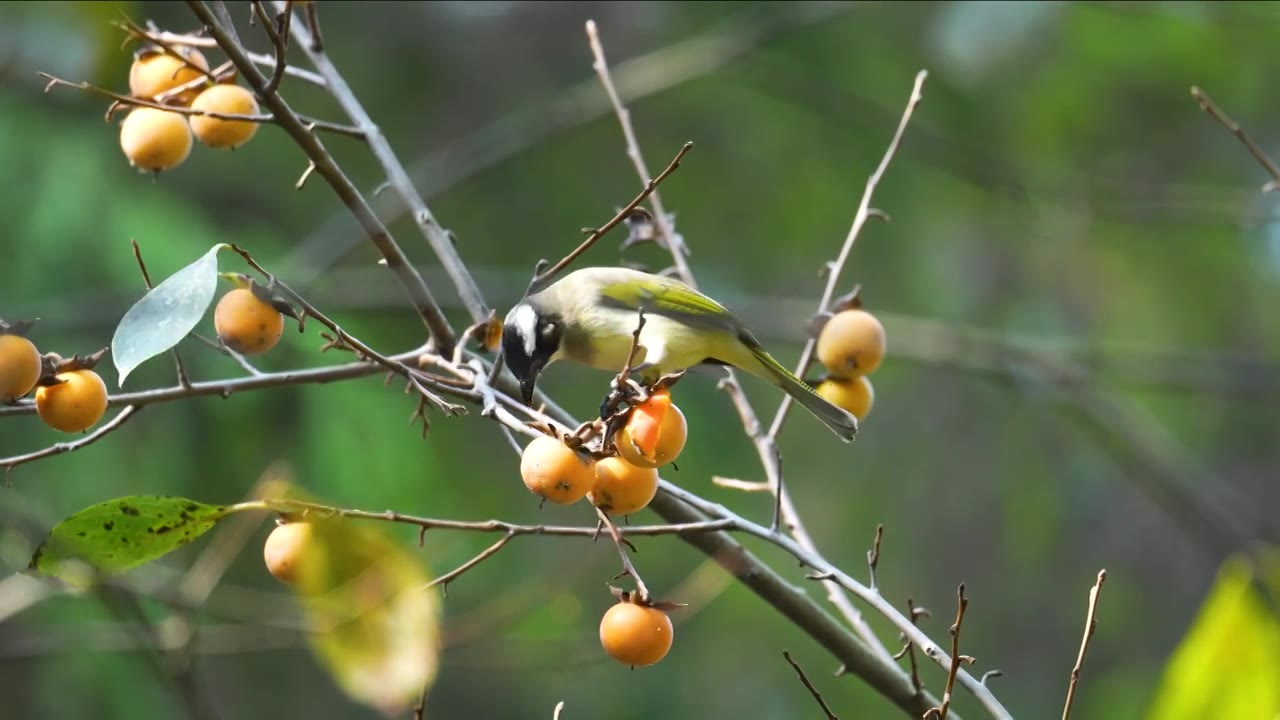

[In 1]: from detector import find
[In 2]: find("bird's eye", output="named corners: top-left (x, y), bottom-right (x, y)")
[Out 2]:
top-left (541, 322), bottom-right (557, 336)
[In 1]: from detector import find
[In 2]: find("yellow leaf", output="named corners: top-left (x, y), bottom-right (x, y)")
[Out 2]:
top-left (264, 481), bottom-right (442, 717)
top-left (1145, 553), bottom-right (1280, 720)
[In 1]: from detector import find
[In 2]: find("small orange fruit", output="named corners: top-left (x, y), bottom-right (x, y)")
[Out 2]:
top-left (119, 107), bottom-right (193, 172)
top-left (615, 391), bottom-right (687, 468)
top-left (189, 85), bottom-right (261, 149)
top-left (214, 288), bottom-right (285, 356)
top-left (816, 375), bottom-right (875, 420)
top-left (591, 457), bottom-right (659, 516)
top-left (599, 599), bottom-right (674, 667)
top-left (129, 47), bottom-right (210, 104)
top-left (263, 521), bottom-right (317, 586)
top-left (816, 309), bottom-right (886, 378)
top-left (35, 369), bottom-right (109, 433)
top-left (0, 334), bottom-right (42, 402)
top-left (519, 434), bottom-right (596, 504)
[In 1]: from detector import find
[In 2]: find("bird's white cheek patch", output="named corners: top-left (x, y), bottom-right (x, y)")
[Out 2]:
top-left (509, 304), bottom-right (539, 356)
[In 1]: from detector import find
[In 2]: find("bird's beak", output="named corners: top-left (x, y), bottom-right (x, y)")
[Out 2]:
top-left (520, 376), bottom-right (537, 406)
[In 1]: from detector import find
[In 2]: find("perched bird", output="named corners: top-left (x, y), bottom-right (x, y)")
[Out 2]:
top-left (502, 266), bottom-right (858, 441)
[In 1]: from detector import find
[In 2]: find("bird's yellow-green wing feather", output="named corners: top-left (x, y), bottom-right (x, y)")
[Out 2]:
top-left (597, 276), bottom-right (746, 335)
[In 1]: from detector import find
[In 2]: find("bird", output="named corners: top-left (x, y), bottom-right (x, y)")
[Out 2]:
top-left (501, 266), bottom-right (858, 442)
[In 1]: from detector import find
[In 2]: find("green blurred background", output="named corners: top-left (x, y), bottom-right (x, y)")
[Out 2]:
top-left (2, 1), bottom-right (1279, 718)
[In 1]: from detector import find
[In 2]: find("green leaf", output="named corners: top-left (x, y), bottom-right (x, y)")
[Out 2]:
top-left (29, 495), bottom-right (229, 588)
top-left (282, 513), bottom-right (441, 716)
top-left (111, 244), bottom-right (227, 387)
top-left (1145, 553), bottom-right (1280, 719)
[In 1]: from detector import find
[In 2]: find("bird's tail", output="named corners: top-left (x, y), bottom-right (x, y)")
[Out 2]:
top-left (748, 346), bottom-right (859, 442)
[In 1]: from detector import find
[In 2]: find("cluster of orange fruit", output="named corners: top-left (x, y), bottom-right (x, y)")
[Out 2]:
top-left (814, 307), bottom-right (887, 422)
top-left (518, 389), bottom-right (687, 668)
top-left (120, 46), bottom-right (261, 173)
top-left (1, 327), bottom-right (109, 434)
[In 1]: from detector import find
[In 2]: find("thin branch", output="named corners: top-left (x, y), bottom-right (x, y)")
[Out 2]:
top-left (769, 69), bottom-right (928, 440)
top-left (0, 348), bottom-right (428, 419)
top-left (226, 245), bottom-right (464, 417)
top-left (250, 1), bottom-right (291, 95)
top-left (134, 28), bottom-right (326, 86)
top-left (784, 650), bottom-right (840, 720)
top-left (711, 476), bottom-right (770, 492)
top-left (186, 0), bottom-right (457, 353)
top-left (526, 142), bottom-right (693, 295)
top-left (37, 72), bottom-right (364, 139)
top-left (252, 498), bottom-right (737, 539)
top-left (924, 584), bottom-right (969, 720)
top-left (586, 19), bottom-right (692, 269)
top-left (1062, 570), bottom-right (1107, 720)
top-left (424, 532), bottom-right (514, 594)
top-left (279, 0), bottom-right (489, 327)
top-left (2, 407), bottom-right (140, 484)
top-left (595, 507), bottom-right (650, 601)
top-left (867, 524), bottom-right (884, 592)
top-left (121, 16), bottom-right (220, 84)
top-left (1190, 86), bottom-right (1280, 190)
top-left (132, 239), bottom-right (190, 388)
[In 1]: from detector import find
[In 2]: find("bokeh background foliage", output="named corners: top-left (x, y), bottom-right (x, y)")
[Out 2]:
top-left (2, 1), bottom-right (1279, 718)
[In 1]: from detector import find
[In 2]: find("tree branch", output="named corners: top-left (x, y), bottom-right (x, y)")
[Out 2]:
top-left (278, 0), bottom-right (490, 326)
top-left (1190, 86), bottom-right (1280, 190)
top-left (784, 650), bottom-right (840, 720)
top-left (186, 0), bottom-right (458, 353)
top-left (1061, 570), bottom-right (1106, 720)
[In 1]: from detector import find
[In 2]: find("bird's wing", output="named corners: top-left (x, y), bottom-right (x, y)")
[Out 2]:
top-left (597, 273), bottom-right (746, 337)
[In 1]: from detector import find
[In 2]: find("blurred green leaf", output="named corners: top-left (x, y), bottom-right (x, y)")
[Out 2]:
top-left (28, 495), bottom-right (228, 587)
top-left (1145, 554), bottom-right (1280, 719)
top-left (273, 493), bottom-right (442, 716)
top-left (111, 243), bottom-right (227, 387)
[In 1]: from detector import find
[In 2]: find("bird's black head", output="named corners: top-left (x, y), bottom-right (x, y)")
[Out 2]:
top-left (502, 301), bottom-right (564, 405)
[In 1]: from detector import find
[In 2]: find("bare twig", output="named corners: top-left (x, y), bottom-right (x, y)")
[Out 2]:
top-left (424, 533), bottom-right (514, 594)
top-left (769, 69), bottom-right (928, 439)
top-left (250, 1), bottom-right (291, 94)
top-left (280, 0), bottom-right (490, 326)
top-left (1062, 570), bottom-right (1107, 720)
top-left (711, 476), bottom-right (770, 492)
top-left (1191, 86), bottom-right (1280, 190)
top-left (2, 407), bottom-right (140, 485)
top-left (586, 20), bottom-right (692, 267)
top-left (595, 507), bottom-right (650, 601)
top-left (226, 245), bottom-right (464, 417)
top-left (901, 598), bottom-right (927, 695)
top-left (526, 142), bottom-right (693, 295)
top-left (187, 0), bottom-right (457, 353)
top-left (867, 524), bottom-right (884, 592)
top-left (784, 650), bottom-right (840, 720)
top-left (132, 239), bottom-right (190, 388)
top-left (134, 28), bottom-right (326, 85)
top-left (0, 348), bottom-right (426, 419)
top-left (120, 16), bottom-right (220, 84)
top-left (37, 72), bottom-right (364, 139)
top-left (925, 584), bottom-right (969, 720)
